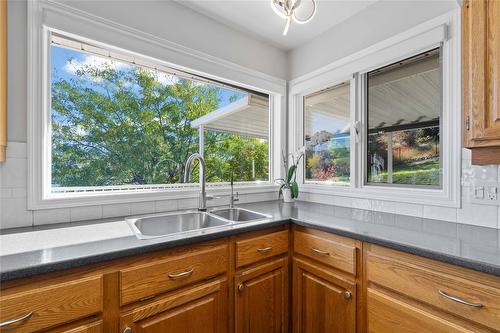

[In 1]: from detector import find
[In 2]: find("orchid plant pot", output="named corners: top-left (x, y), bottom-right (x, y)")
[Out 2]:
top-left (282, 187), bottom-right (294, 203)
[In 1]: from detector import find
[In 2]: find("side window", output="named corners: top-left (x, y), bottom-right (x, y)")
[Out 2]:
top-left (304, 82), bottom-right (351, 184)
top-left (366, 48), bottom-right (442, 187)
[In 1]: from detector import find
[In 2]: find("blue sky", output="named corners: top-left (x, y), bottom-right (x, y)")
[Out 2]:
top-left (51, 45), bottom-right (245, 109)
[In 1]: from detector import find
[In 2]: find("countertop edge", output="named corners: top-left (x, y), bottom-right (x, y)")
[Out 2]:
top-left (1, 217), bottom-right (499, 282)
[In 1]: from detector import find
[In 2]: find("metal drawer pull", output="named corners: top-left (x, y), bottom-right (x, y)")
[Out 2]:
top-left (168, 267), bottom-right (194, 280)
top-left (257, 246), bottom-right (273, 253)
top-left (311, 247), bottom-right (329, 256)
top-left (438, 290), bottom-right (483, 308)
top-left (0, 311), bottom-right (33, 327)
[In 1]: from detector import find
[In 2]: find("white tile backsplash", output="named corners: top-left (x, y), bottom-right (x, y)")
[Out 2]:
top-left (0, 157), bottom-right (27, 187)
top-left (102, 203), bottom-right (132, 219)
top-left (391, 202), bottom-right (424, 217)
top-left (177, 197), bottom-right (199, 210)
top-left (131, 201), bottom-right (155, 215)
top-left (457, 202), bottom-right (498, 228)
top-left (498, 206), bottom-right (500, 228)
top-left (471, 164), bottom-right (499, 182)
top-left (0, 188), bottom-right (12, 198)
top-left (33, 208), bottom-right (71, 225)
top-left (5, 142), bottom-right (27, 159)
top-left (70, 205), bottom-right (103, 222)
top-left (423, 205), bottom-right (457, 222)
top-left (371, 200), bottom-right (396, 214)
top-left (0, 142), bottom-right (499, 229)
top-left (0, 197), bottom-right (33, 228)
top-left (155, 199), bottom-right (178, 213)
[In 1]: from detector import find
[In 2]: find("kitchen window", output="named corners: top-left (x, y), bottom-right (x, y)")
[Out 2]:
top-left (366, 48), bottom-right (442, 188)
top-left (289, 12), bottom-right (461, 207)
top-left (49, 35), bottom-right (270, 195)
top-left (304, 82), bottom-right (351, 184)
top-left (27, 18), bottom-right (285, 210)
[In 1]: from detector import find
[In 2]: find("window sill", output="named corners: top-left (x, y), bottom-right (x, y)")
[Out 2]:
top-left (30, 183), bottom-right (279, 210)
top-left (299, 183), bottom-right (460, 208)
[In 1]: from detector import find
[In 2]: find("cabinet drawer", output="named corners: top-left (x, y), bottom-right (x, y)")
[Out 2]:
top-left (0, 275), bottom-right (103, 333)
top-left (120, 278), bottom-right (227, 333)
top-left (293, 230), bottom-right (356, 275)
top-left (367, 288), bottom-right (476, 333)
top-left (366, 247), bottom-right (500, 331)
top-left (120, 242), bottom-right (228, 305)
top-left (235, 230), bottom-right (288, 268)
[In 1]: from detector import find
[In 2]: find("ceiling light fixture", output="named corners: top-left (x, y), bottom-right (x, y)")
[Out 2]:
top-left (271, 0), bottom-right (317, 36)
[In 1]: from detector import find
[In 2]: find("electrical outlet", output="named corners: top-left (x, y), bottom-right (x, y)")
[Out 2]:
top-left (470, 182), bottom-right (500, 206)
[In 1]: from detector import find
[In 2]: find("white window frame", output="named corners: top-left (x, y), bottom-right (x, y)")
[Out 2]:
top-left (27, 0), bottom-right (286, 209)
top-left (288, 10), bottom-right (462, 207)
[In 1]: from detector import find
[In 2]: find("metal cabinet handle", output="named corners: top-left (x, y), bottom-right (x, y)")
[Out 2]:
top-left (168, 267), bottom-right (194, 280)
top-left (123, 327), bottom-right (132, 333)
top-left (311, 247), bottom-right (329, 256)
top-left (238, 283), bottom-right (245, 293)
top-left (0, 311), bottom-right (33, 328)
top-left (343, 291), bottom-right (352, 300)
top-left (438, 290), bottom-right (483, 308)
top-left (257, 246), bottom-right (273, 253)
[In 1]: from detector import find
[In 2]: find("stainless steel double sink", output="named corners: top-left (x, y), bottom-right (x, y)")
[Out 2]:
top-left (127, 207), bottom-right (271, 239)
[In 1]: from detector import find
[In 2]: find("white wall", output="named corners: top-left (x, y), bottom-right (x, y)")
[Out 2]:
top-left (288, 0), bottom-right (457, 79)
top-left (7, 0), bottom-right (27, 142)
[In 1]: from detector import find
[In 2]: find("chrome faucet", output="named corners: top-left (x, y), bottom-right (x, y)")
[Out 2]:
top-left (184, 153), bottom-right (208, 211)
top-left (229, 171), bottom-right (239, 208)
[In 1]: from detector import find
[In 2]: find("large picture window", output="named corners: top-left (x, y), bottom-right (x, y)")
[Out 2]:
top-left (366, 48), bottom-right (441, 187)
top-left (50, 35), bottom-right (270, 194)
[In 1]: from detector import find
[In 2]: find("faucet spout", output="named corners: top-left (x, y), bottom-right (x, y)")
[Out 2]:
top-left (184, 153), bottom-right (207, 211)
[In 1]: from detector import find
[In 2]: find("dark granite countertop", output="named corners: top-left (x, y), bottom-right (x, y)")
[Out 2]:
top-left (1, 201), bottom-right (499, 281)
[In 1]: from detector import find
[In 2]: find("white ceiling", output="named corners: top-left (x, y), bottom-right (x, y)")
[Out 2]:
top-left (178, 0), bottom-right (379, 51)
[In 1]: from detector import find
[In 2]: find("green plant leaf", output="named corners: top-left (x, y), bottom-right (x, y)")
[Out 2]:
top-left (290, 181), bottom-right (299, 199)
top-left (287, 165), bottom-right (296, 183)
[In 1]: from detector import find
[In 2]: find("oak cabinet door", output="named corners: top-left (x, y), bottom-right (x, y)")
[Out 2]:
top-left (235, 257), bottom-right (288, 333)
top-left (120, 278), bottom-right (227, 333)
top-left (293, 258), bottom-right (356, 333)
top-left (463, 0), bottom-right (500, 149)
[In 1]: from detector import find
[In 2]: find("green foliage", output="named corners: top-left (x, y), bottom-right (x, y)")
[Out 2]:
top-left (51, 61), bottom-right (268, 187)
top-left (287, 165), bottom-right (296, 183)
top-left (368, 160), bottom-right (440, 186)
top-left (289, 181), bottom-right (299, 199)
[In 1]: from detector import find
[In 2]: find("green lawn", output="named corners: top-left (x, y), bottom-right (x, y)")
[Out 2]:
top-left (368, 160), bottom-right (440, 186)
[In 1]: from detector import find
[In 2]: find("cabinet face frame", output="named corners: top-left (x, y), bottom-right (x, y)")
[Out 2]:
top-left (463, 0), bottom-right (500, 146)
top-left (463, 0), bottom-right (500, 163)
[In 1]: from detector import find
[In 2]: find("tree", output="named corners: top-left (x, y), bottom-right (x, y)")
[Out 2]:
top-left (51, 57), bottom-right (268, 187)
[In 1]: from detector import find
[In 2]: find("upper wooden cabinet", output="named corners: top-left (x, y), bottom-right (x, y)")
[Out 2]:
top-left (463, 0), bottom-right (500, 164)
